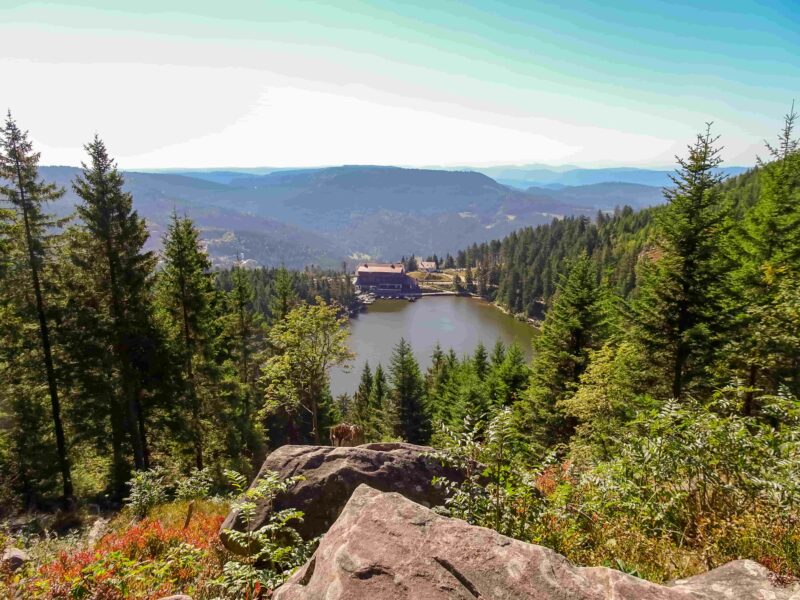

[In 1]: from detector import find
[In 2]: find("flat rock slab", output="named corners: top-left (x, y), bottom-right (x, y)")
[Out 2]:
top-left (274, 485), bottom-right (800, 600)
top-left (220, 443), bottom-right (465, 549)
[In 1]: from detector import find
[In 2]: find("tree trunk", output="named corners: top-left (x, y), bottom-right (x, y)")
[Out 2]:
top-left (743, 363), bottom-right (758, 417)
top-left (15, 157), bottom-right (73, 502)
top-left (136, 389), bottom-right (151, 469)
top-left (110, 395), bottom-right (128, 497)
top-left (672, 300), bottom-right (690, 399)
top-left (310, 394), bottom-right (320, 445)
top-left (104, 235), bottom-right (146, 471)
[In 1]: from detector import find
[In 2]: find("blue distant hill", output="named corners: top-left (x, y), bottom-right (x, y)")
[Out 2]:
top-left (41, 163), bottom-right (752, 268)
top-left (471, 165), bottom-right (749, 188)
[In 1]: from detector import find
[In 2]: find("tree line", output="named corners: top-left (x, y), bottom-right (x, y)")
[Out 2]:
top-left (0, 115), bottom-right (360, 509)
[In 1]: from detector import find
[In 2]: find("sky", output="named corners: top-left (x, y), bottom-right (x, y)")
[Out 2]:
top-left (1, 0), bottom-right (798, 169)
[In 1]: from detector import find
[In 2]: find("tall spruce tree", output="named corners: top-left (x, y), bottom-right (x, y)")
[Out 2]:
top-left (0, 114), bottom-right (72, 501)
top-left (388, 338), bottom-right (430, 444)
top-left (69, 136), bottom-right (156, 488)
top-left (155, 214), bottom-right (217, 469)
top-left (221, 259), bottom-right (266, 457)
top-left (724, 106), bottom-right (800, 409)
top-left (517, 254), bottom-right (604, 449)
top-left (634, 125), bottom-right (728, 398)
top-left (370, 363), bottom-right (392, 438)
top-left (473, 341), bottom-right (489, 380)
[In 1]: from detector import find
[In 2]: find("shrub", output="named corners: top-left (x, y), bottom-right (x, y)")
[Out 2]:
top-left (21, 500), bottom-right (227, 599)
top-left (429, 410), bottom-right (547, 539)
top-left (216, 470), bottom-right (316, 598)
top-left (431, 394), bottom-right (800, 583)
top-left (125, 468), bottom-right (168, 519)
top-left (175, 468), bottom-right (214, 501)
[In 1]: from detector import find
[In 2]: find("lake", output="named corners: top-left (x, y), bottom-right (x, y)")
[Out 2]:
top-left (330, 296), bottom-right (536, 396)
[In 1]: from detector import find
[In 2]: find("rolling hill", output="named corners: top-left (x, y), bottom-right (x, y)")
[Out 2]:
top-left (37, 164), bottom-right (689, 268)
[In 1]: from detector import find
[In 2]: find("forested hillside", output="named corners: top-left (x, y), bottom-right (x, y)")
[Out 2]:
top-left (1, 108), bottom-right (800, 598)
top-left (451, 166), bottom-right (763, 319)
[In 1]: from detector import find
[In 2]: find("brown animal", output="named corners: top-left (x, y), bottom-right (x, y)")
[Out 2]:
top-left (330, 423), bottom-right (364, 447)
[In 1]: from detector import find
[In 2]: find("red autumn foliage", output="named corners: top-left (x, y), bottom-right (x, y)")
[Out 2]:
top-left (25, 509), bottom-right (226, 599)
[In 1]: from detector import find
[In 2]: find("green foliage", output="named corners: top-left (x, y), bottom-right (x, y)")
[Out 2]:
top-left (517, 254), bottom-right (605, 450)
top-left (462, 208), bottom-right (655, 317)
top-left (559, 340), bottom-right (660, 461)
top-left (63, 134), bottom-right (158, 492)
top-left (4, 103), bottom-right (800, 590)
top-left (260, 298), bottom-right (353, 444)
top-left (155, 212), bottom-right (234, 472)
top-left (429, 409), bottom-right (545, 539)
top-left (0, 113), bottom-right (72, 501)
top-left (349, 361), bottom-right (389, 441)
top-left (175, 467), bottom-right (214, 501)
top-left (430, 117), bottom-right (800, 582)
top-left (634, 125), bottom-right (729, 398)
top-left (125, 468), bottom-right (168, 519)
top-left (268, 267), bottom-right (298, 323)
top-left (219, 469), bottom-right (316, 596)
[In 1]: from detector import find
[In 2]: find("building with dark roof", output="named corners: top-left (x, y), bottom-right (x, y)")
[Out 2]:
top-left (355, 263), bottom-right (420, 296)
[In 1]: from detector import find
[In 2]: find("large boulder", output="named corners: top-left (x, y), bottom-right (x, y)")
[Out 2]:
top-left (274, 485), bottom-right (799, 600)
top-left (220, 443), bottom-right (466, 549)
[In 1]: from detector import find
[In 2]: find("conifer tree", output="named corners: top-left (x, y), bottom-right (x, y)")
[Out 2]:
top-left (370, 363), bottom-right (394, 438)
top-left (517, 254), bottom-right (604, 449)
top-left (68, 136), bottom-right (156, 488)
top-left (634, 125), bottom-right (727, 398)
top-left (490, 340), bottom-right (506, 367)
top-left (269, 267), bottom-right (297, 323)
top-left (155, 214), bottom-right (217, 469)
top-left (351, 361), bottom-right (382, 440)
top-left (724, 106), bottom-right (800, 409)
top-left (223, 259), bottom-right (266, 454)
top-left (473, 342), bottom-right (489, 380)
top-left (489, 341), bottom-right (529, 408)
top-left (0, 114), bottom-right (72, 501)
top-left (388, 338), bottom-right (430, 443)
top-left (465, 266), bottom-right (475, 294)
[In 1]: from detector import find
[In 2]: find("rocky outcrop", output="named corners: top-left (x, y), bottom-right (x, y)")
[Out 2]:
top-left (220, 443), bottom-right (465, 549)
top-left (274, 485), bottom-right (798, 600)
top-left (1, 547), bottom-right (29, 573)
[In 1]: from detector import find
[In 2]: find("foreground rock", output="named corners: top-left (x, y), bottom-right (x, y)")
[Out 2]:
top-left (1, 547), bottom-right (29, 572)
top-left (275, 485), bottom-right (798, 600)
top-left (221, 443), bottom-right (465, 549)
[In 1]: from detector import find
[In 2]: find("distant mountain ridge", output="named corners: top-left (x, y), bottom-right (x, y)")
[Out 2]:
top-left (37, 163), bottom-right (736, 268)
top-left (471, 164), bottom-right (748, 188)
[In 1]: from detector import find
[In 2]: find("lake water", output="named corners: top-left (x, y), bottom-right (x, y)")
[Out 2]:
top-left (330, 296), bottom-right (536, 396)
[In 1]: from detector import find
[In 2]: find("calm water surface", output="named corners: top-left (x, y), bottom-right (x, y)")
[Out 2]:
top-left (330, 296), bottom-right (535, 396)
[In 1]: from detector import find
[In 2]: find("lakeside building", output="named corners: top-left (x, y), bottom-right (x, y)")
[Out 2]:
top-left (418, 261), bottom-right (437, 273)
top-left (355, 263), bottom-right (420, 297)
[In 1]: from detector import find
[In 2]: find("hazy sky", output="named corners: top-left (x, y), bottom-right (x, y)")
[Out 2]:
top-left (1, 0), bottom-right (798, 168)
